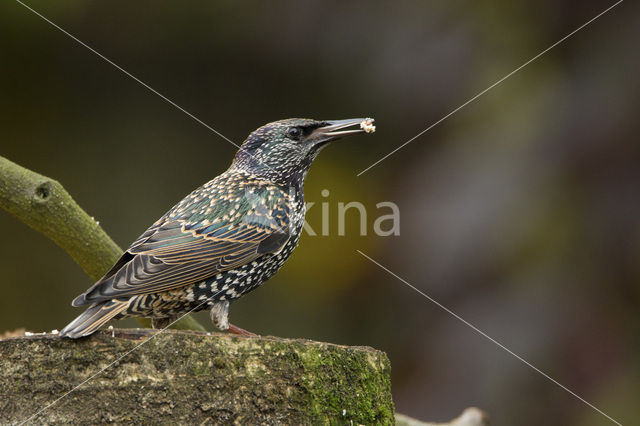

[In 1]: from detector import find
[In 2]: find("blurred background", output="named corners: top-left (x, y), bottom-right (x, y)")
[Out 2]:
top-left (1, 1), bottom-right (638, 424)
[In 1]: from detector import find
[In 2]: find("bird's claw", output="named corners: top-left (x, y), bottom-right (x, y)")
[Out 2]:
top-left (227, 323), bottom-right (258, 337)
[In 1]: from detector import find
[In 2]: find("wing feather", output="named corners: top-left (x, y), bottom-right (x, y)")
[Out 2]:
top-left (76, 181), bottom-right (291, 305)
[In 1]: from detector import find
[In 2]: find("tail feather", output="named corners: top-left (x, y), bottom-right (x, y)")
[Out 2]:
top-left (61, 299), bottom-right (130, 338)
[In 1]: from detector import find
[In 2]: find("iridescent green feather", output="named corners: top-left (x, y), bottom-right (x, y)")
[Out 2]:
top-left (75, 179), bottom-right (291, 305)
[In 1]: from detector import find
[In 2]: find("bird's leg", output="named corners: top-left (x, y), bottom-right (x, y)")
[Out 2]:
top-left (209, 300), bottom-right (258, 336)
top-left (151, 316), bottom-right (176, 329)
top-left (209, 300), bottom-right (229, 330)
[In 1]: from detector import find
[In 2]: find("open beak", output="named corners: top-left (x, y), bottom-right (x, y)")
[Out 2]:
top-left (312, 118), bottom-right (374, 142)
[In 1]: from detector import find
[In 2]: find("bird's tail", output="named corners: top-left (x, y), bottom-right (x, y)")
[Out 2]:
top-left (60, 299), bottom-right (130, 339)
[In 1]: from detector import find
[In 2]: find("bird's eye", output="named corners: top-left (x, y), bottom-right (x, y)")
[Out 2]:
top-left (287, 127), bottom-right (302, 140)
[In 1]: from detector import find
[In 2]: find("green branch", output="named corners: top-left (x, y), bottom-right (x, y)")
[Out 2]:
top-left (0, 155), bottom-right (205, 332)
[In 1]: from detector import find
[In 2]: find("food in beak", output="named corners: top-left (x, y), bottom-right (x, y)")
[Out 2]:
top-left (360, 118), bottom-right (376, 134)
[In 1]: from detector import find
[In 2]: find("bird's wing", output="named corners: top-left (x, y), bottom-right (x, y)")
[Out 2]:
top-left (73, 181), bottom-right (291, 305)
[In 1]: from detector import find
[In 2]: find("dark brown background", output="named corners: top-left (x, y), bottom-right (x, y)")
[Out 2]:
top-left (1, 1), bottom-right (638, 424)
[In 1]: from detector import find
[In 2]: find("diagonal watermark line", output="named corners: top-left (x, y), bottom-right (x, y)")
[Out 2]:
top-left (18, 288), bottom-right (230, 425)
top-left (356, 250), bottom-right (623, 425)
top-left (15, 0), bottom-right (240, 150)
top-left (357, 0), bottom-right (624, 176)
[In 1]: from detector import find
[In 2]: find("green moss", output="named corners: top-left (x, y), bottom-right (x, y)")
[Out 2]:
top-left (295, 344), bottom-right (394, 424)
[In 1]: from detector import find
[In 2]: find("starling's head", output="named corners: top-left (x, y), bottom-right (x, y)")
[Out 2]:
top-left (232, 118), bottom-right (373, 184)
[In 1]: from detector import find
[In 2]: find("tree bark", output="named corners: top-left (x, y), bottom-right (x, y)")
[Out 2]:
top-left (0, 155), bottom-right (204, 332)
top-left (0, 329), bottom-right (394, 424)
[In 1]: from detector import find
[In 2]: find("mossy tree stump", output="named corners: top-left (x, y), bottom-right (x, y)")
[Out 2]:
top-left (0, 329), bottom-right (394, 424)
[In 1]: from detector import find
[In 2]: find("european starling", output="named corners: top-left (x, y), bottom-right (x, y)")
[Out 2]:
top-left (61, 118), bottom-right (375, 338)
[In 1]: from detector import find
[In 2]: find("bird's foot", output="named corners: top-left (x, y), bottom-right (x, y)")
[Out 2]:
top-left (227, 323), bottom-right (258, 336)
top-left (209, 300), bottom-right (257, 336)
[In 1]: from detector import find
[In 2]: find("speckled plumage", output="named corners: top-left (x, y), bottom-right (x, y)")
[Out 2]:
top-left (61, 118), bottom-right (373, 338)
